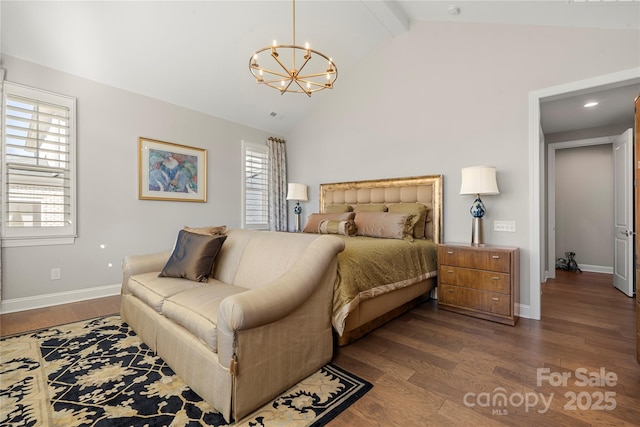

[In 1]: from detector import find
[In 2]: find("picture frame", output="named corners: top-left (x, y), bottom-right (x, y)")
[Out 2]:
top-left (138, 137), bottom-right (207, 202)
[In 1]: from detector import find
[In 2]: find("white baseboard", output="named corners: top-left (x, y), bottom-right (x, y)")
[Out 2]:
top-left (0, 284), bottom-right (121, 314)
top-left (547, 265), bottom-right (612, 277)
top-left (578, 264), bottom-right (613, 274)
top-left (517, 303), bottom-right (535, 320)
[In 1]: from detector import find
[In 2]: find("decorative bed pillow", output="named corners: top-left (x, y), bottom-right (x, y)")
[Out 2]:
top-left (352, 204), bottom-right (388, 212)
top-left (159, 230), bottom-right (227, 282)
top-left (387, 204), bottom-right (429, 239)
top-left (318, 219), bottom-right (357, 236)
top-left (323, 204), bottom-right (352, 214)
top-left (182, 225), bottom-right (227, 235)
top-left (303, 212), bottom-right (355, 233)
top-left (354, 211), bottom-right (414, 241)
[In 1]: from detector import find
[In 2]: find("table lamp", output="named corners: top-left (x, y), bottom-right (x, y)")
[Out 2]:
top-left (459, 166), bottom-right (500, 245)
top-left (286, 183), bottom-right (308, 232)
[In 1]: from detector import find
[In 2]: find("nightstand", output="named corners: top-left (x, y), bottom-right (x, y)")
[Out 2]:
top-left (637, 298), bottom-right (640, 364)
top-left (437, 243), bottom-right (519, 326)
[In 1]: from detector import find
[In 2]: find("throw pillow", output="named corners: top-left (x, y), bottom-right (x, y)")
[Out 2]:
top-left (303, 212), bottom-right (355, 233)
top-left (318, 219), bottom-right (357, 236)
top-left (352, 204), bottom-right (388, 212)
top-left (354, 211), bottom-right (414, 241)
top-left (387, 204), bottom-right (429, 239)
top-left (159, 230), bottom-right (227, 282)
top-left (182, 225), bottom-right (227, 235)
top-left (323, 204), bottom-right (352, 214)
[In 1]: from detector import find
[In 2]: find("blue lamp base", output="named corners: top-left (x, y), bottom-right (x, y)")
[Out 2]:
top-left (470, 195), bottom-right (485, 246)
top-left (293, 202), bottom-right (302, 232)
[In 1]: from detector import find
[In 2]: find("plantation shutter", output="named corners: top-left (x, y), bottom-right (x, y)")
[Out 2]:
top-left (243, 142), bottom-right (269, 229)
top-left (2, 82), bottom-right (76, 243)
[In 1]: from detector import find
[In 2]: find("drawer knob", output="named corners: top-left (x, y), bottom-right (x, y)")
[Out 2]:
top-left (492, 255), bottom-right (500, 259)
top-left (492, 297), bottom-right (500, 301)
top-left (447, 289), bottom-right (454, 292)
top-left (447, 251), bottom-right (454, 255)
top-left (447, 270), bottom-right (454, 273)
top-left (492, 277), bottom-right (500, 281)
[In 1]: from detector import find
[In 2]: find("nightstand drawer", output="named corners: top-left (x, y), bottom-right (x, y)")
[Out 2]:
top-left (438, 266), bottom-right (510, 294)
top-left (439, 284), bottom-right (511, 316)
top-left (438, 246), bottom-right (511, 273)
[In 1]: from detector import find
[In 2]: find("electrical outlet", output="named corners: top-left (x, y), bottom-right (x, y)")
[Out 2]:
top-left (494, 221), bottom-right (516, 232)
top-left (50, 268), bottom-right (61, 280)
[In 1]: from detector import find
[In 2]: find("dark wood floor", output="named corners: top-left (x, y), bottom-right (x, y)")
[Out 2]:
top-left (0, 295), bottom-right (122, 336)
top-left (1, 271), bottom-right (638, 426)
top-left (333, 271), bottom-right (640, 426)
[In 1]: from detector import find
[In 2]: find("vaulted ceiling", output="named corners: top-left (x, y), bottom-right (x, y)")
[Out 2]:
top-left (2, 1), bottom-right (639, 135)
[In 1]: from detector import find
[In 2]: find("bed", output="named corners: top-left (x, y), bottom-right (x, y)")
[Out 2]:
top-left (305, 175), bottom-right (443, 346)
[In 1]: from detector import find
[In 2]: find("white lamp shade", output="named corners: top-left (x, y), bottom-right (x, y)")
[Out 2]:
top-left (286, 183), bottom-right (308, 201)
top-left (460, 166), bottom-right (500, 195)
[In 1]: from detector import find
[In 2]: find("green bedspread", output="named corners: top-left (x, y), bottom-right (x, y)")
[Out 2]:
top-left (332, 236), bottom-right (438, 335)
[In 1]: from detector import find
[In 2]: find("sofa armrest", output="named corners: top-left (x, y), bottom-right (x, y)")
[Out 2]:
top-left (121, 250), bottom-right (171, 294)
top-left (217, 235), bottom-right (344, 333)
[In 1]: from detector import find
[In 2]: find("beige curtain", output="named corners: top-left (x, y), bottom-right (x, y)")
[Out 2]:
top-left (0, 69), bottom-right (5, 298)
top-left (267, 137), bottom-right (287, 231)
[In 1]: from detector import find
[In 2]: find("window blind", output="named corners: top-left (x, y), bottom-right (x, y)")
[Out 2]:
top-left (243, 144), bottom-right (269, 228)
top-left (2, 83), bottom-right (76, 243)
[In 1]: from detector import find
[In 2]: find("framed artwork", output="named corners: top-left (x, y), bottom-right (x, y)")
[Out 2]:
top-left (138, 137), bottom-right (207, 202)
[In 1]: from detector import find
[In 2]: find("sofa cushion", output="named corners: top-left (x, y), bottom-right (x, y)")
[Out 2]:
top-left (159, 231), bottom-right (227, 282)
top-left (128, 272), bottom-right (207, 312)
top-left (162, 282), bottom-right (249, 352)
top-left (232, 231), bottom-right (323, 290)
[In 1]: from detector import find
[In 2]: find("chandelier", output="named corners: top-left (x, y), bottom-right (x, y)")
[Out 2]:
top-left (249, 0), bottom-right (337, 97)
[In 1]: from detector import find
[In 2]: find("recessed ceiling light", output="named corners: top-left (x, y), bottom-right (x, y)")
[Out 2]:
top-left (584, 101), bottom-right (599, 108)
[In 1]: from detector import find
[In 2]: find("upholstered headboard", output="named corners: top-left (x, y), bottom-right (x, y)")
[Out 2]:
top-left (319, 175), bottom-right (443, 243)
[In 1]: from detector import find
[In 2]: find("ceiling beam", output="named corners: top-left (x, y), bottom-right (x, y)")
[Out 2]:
top-left (361, 1), bottom-right (409, 37)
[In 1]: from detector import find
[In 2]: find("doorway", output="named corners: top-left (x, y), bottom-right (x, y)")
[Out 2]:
top-left (528, 67), bottom-right (640, 320)
top-left (547, 139), bottom-right (615, 279)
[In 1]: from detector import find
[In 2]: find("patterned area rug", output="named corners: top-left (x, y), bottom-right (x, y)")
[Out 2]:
top-left (0, 316), bottom-right (371, 426)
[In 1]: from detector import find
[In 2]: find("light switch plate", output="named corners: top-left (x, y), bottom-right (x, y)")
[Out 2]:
top-left (494, 221), bottom-right (516, 232)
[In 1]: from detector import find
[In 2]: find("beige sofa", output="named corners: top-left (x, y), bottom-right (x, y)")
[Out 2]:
top-left (120, 228), bottom-right (345, 422)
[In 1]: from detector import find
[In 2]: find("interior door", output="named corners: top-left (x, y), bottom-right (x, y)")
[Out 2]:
top-left (613, 128), bottom-right (634, 297)
top-left (635, 95), bottom-right (640, 365)
top-left (635, 95), bottom-right (640, 300)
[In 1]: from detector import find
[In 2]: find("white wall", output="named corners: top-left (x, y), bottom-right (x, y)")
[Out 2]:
top-left (1, 55), bottom-right (278, 310)
top-left (555, 144), bottom-right (614, 270)
top-left (286, 21), bottom-right (640, 308)
top-left (2, 21), bottom-right (638, 314)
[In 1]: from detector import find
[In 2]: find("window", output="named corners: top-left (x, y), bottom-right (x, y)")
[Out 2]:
top-left (242, 141), bottom-right (269, 230)
top-left (1, 82), bottom-right (77, 247)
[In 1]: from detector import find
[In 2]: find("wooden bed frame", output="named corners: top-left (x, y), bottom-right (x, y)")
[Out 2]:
top-left (319, 175), bottom-right (443, 346)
